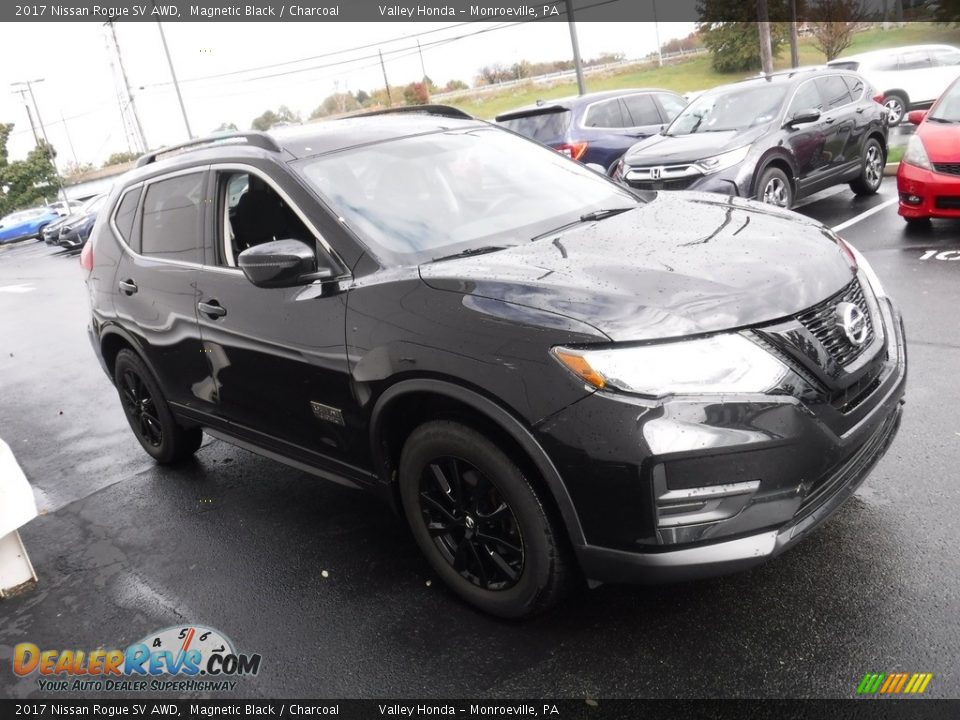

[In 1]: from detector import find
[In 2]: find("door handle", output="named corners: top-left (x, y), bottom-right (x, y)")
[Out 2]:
top-left (198, 300), bottom-right (227, 320)
top-left (824, 116), bottom-right (836, 124)
top-left (118, 279), bottom-right (138, 295)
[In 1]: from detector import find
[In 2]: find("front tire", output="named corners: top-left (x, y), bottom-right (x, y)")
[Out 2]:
top-left (114, 349), bottom-right (203, 464)
top-left (757, 166), bottom-right (793, 209)
top-left (850, 138), bottom-right (885, 196)
top-left (399, 420), bottom-right (575, 618)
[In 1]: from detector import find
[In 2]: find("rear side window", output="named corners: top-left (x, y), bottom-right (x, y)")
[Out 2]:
top-left (655, 93), bottom-right (687, 120)
top-left (816, 76), bottom-right (852, 110)
top-left (140, 173), bottom-right (204, 263)
top-left (113, 187), bottom-right (141, 246)
top-left (899, 51), bottom-right (932, 70)
top-left (933, 49), bottom-right (960, 66)
top-left (622, 94), bottom-right (662, 125)
top-left (583, 99), bottom-right (627, 128)
top-left (498, 110), bottom-right (571, 142)
top-left (843, 75), bottom-right (865, 100)
top-left (865, 57), bottom-right (898, 72)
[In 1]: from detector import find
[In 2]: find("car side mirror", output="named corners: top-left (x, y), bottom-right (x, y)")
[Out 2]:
top-left (238, 239), bottom-right (338, 289)
top-left (784, 108), bottom-right (821, 127)
top-left (907, 110), bottom-right (927, 125)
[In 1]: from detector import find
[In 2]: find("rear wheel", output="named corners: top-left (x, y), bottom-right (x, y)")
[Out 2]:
top-left (399, 420), bottom-right (575, 618)
top-left (883, 92), bottom-right (907, 126)
top-left (114, 349), bottom-right (203, 464)
top-left (850, 138), bottom-right (885, 196)
top-left (757, 166), bottom-right (793, 209)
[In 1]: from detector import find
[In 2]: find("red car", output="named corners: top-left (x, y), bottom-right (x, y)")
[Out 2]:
top-left (897, 77), bottom-right (960, 226)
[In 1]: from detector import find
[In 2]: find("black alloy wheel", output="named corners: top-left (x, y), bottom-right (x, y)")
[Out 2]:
top-left (114, 349), bottom-right (203, 464)
top-left (399, 420), bottom-right (575, 618)
top-left (418, 455), bottom-right (525, 591)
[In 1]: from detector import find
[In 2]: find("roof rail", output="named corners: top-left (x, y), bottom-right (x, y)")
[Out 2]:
top-left (135, 131), bottom-right (283, 168)
top-left (347, 104), bottom-right (475, 121)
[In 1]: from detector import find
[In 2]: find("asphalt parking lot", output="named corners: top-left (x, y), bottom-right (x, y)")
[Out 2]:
top-left (1, 179), bottom-right (958, 699)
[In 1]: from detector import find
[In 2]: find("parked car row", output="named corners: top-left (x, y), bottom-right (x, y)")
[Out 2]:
top-left (42, 194), bottom-right (108, 249)
top-left (0, 195), bottom-right (107, 250)
top-left (0, 206), bottom-right (60, 244)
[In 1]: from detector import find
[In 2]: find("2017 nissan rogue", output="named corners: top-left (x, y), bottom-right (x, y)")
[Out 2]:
top-left (83, 108), bottom-right (907, 618)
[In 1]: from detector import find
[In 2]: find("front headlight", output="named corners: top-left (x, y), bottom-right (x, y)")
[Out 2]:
top-left (553, 334), bottom-right (789, 399)
top-left (695, 145), bottom-right (751, 175)
top-left (903, 134), bottom-right (932, 170)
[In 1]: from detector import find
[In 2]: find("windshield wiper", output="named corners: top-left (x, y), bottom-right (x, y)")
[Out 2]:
top-left (531, 206), bottom-right (637, 242)
top-left (428, 245), bottom-right (509, 263)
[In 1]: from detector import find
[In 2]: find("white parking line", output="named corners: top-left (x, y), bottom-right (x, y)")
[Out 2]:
top-left (831, 198), bottom-right (898, 233)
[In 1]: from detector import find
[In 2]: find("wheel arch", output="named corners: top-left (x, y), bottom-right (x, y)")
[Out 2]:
top-left (369, 378), bottom-right (587, 547)
top-left (752, 154), bottom-right (797, 201)
top-left (99, 325), bottom-right (147, 379)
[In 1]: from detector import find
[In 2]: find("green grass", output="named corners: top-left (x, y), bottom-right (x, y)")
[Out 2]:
top-left (887, 145), bottom-right (905, 164)
top-left (449, 24), bottom-right (960, 119)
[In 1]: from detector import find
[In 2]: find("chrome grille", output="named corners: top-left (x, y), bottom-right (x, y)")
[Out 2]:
top-left (796, 278), bottom-right (874, 367)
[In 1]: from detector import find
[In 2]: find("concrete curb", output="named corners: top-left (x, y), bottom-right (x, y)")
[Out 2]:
top-left (883, 162), bottom-right (899, 177)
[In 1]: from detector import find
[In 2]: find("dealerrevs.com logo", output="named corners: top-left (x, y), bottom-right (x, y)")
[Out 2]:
top-left (13, 625), bottom-right (261, 693)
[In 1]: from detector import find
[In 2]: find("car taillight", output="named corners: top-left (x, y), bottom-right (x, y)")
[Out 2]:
top-left (80, 240), bottom-right (93, 271)
top-left (872, 93), bottom-right (884, 105)
top-left (552, 142), bottom-right (588, 161)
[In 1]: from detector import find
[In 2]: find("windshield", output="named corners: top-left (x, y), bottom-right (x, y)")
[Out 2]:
top-left (666, 84), bottom-right (788, 135)
top-left (928, 80), bottom-right (960, 122)
top-left (81, 194), bottom-right (108, 214)
top-left (294, 126), bottom-right (639, 265)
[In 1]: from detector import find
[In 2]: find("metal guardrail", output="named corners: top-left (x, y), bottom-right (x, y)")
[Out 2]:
top-left (431, 48), bottom-right (707, 101)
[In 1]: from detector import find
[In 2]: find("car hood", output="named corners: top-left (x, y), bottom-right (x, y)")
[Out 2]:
top-left (419, 192), bottom-right (855, 342)
top-left (918, 121), bottom-right (960, 161)
top-left (623, 126), bottom-right (769, 166)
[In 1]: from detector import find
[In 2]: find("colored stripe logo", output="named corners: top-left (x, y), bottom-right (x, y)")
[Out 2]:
top-left (857, 672), bottom-right (933, 695)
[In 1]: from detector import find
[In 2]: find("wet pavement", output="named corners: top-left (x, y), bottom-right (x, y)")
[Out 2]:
top-left (1, 182), bottom-right (958, 699)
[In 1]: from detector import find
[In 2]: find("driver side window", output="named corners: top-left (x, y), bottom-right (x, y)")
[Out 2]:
top-left (788, 80), bottom-right (822, 118)
top-left (216, 170), bottom-right (315, 267)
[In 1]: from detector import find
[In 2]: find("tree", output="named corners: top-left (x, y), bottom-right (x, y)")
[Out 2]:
top-left (213, 122), bottom-right (238, 132)
top-left (63, 161), bottom-right (95, 180)
top-left (103, 151), bottom-right (139, 167)
top-left (697, 0), bottom-right (790, 73)
top-left (355, 89), bottom-right (370, 105)
top-left (250, 105), bottom-right (300, 131)
top-left (403, 81), bottom-right (429, 106)
top-left (443, 79), bottom-right (469, 92)
top-left (0, 134), bottom-right (60, 216)
top-left (809, 0), bottom-right (865, 60)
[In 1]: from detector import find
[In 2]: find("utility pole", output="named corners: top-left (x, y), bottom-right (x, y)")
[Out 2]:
top-left (61, 111), bottom-right (79, 166)
top-left (417, 39), bottom-right (430, 101)
top-left (756, 0), bottom-right (774, 75)
top-left (106, 21), bottom-right (148, 152)
top-left (788, 0), bottom-right (799, 68)
top-left (653, 0), bottom-right (663, 67)
top-left (11, 79), bottom-right (69, 206)
top-left (152, 9), bottom-right (193, 139)
top-left (379, 49), bottom-right (393, 106)
top-left (564, 0), bottom-right (586, 96)
top-left (13, 88), bottom-right (39, 146)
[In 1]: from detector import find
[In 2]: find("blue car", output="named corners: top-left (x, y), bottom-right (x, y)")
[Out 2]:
top-left (495, 88), bottom-right (688, 172)
top-left (0, 207), bottom-right (60, 244)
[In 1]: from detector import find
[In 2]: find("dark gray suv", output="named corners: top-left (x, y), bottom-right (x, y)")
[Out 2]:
top-left (612, 68), bottom-right (889, 209)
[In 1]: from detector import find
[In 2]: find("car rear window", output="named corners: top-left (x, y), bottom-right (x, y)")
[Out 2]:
top-left (497, 109), bottom-right (571, 142)
top-left (140, 173), bottom-right (204, 263)
top-left (113, 187), bottom-right (141, 246)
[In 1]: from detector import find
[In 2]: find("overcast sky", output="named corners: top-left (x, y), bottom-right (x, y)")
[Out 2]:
top-left (0, 20), bottom-right (694, 167)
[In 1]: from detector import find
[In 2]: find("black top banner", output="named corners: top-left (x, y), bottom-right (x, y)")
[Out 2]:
top-left (3, 0), bottom-right (957, 23)
top-left (1, 700), bottom-right (959, 720)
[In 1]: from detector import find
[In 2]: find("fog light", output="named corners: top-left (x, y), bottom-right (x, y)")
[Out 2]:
top-left (900, 193), bottom-right (922, 206)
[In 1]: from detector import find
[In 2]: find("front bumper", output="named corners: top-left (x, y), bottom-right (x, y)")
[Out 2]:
top-left (897, 161), bottom-right (960, 219)
top-left (536, 297), bottom-right (907, 585)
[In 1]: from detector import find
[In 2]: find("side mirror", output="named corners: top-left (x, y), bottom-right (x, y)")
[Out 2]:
top-left (784, 108), bottom-right (821, 127)
top-left (907, 110), bottom-right (927, 125)
top-left (238, 239), bottom-right (337, 289)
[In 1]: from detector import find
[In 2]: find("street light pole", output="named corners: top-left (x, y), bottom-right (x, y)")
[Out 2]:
top-left (152, 8), bottom-right (193, 139)
top-left (564, 0), bottom-right (587, 96)
top-left (11, 79), bottom-right (69, 207)
top-left (106, 21), bottom-right (149, 152)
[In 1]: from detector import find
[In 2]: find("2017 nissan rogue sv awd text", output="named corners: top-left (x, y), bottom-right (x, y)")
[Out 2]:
top-left (82, 108), bottom-right (906, 618)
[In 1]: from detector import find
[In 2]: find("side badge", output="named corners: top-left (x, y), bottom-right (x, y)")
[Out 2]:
top-left (310, 401), bottom-right (345, 426)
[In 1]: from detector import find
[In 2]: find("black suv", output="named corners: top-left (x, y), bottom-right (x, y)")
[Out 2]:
top-left (611, 68), bottom-right (889, 209)
top-left (83, 109), bottom-right (906, 618)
